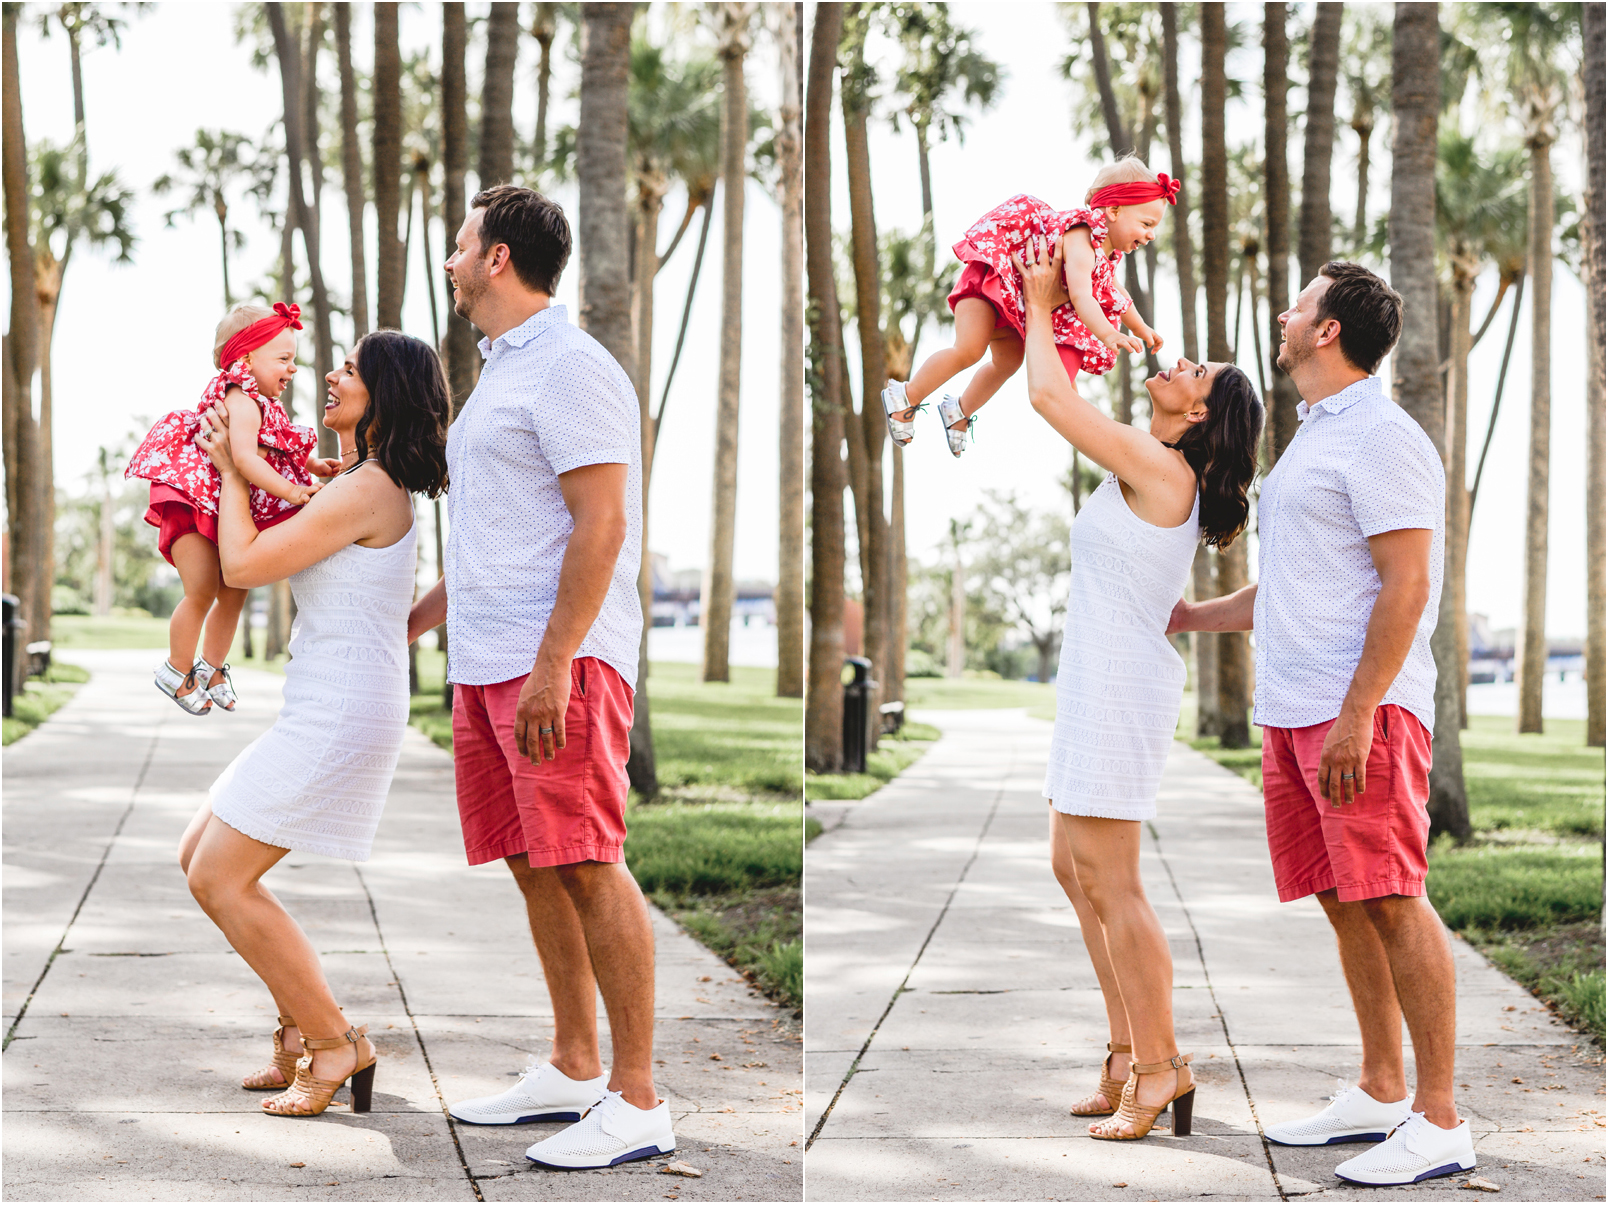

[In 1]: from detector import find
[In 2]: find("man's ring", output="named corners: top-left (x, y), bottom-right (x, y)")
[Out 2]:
top-left (1341, 772), bottom-right (1355, 780)
top-left (539, 726), bottom-right (554, 734)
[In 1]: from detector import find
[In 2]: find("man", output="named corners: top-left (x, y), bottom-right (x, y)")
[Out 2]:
top-left (407, 185), bottom-right (673, 1169)
top-left (1169, 262), bottom-right (1473, 1186)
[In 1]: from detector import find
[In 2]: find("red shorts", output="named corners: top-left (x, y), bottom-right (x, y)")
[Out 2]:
top-left (1261, 704), bottom-right (1433, 904)
top-left (144, 483), bottom-right (294, 567)
top-left (947, 261), bottom-right (1084, 383)
top-left (451, 657), bottom-right (634, 868)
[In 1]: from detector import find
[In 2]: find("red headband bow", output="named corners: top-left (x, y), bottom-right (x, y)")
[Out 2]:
top-left (1088, 173), bottom-right (1182, 210)
top-left (219, 301), bottom-right (303, 369)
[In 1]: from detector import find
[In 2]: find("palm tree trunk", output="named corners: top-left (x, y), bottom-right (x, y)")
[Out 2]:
top-left (1352, 114), bottom-right (1373, 246)
top-left (805, 1), bottom-right (847, 771)
top-left (417, 158), bottom-right (441, 344)
top-left (441, 2), bottom-right (477, 413)
top-left (1299, 3), bottom-right (1342, 286)
top-left (335, 3), bottom-right (368, 340)
top-left (1161, 3), bottom-right (1199, 363)
top-left (373, 2), bottom-right (404, 331)
top-left (702, 4), bottom-right (752, 685)
top-left (1469, 272), bottom-right (1525, 513)
top-left (628, 169), bottom-right (663, 791)
top-left (302, 3), bottom-right (336, 458)
top-left (33, 287), bottom-right (59, 644)
top-left (841, 3), bottom-right (887, 749)
top-left (1584, 1), bottom-right (1605, 748)
top-left (1086, 2), bottom-right (1131, 154)
top-left (1448, 268), bottom-right (1473, 729)
top-left (1264, 3), bottom-right (1301, 461)
top-left (481, 2), bottom-right (519, 188)
top-left (1192, 547), bottom-right (1220, 736)
top-left (1392, 0), bottom-right (1467, 836)
top-left (653, 197), bottom-right (714, 450)
top-left (216, 208), bottom-right (233, 307)
top-left (1517, 112), bottom-right (1555, 735)
top-left (776, 5), bottom-right (805, 700)
top-left (532, 4), bottom-right (557, 180)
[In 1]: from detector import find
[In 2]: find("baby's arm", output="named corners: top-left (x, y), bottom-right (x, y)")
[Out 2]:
top-left (223, 388), bottom-right (319, 505)
top-left (1060, 230), bottom-right (1145, 355)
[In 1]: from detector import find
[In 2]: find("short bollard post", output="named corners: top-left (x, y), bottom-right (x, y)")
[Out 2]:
top-left (841, 657), bottom-right (874, 774)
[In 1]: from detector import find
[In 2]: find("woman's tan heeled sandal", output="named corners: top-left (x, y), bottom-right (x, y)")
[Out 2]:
top-left (262, 1025), bottom-right (376, 1117)
top-left (1070, 1042), bottom-right (1131, 1116)
top-left (1088, 1053), bottom-right (1195, 1140)
top-left (242, 1015), bottom-right (300, 1090)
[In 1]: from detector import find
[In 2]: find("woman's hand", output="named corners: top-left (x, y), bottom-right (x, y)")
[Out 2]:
top-left (195, 404), bottom-right (240, 476)
top-left (1011, 234), bottom-right (1068, 315)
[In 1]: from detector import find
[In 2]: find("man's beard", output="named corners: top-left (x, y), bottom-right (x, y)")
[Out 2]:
top-left (451, 267), bottom-right (485, 321)
top-left (1276, 330), bottom-right (1310, 375)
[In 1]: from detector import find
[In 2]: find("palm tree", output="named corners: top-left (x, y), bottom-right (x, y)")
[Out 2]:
top-left (3, 1), bottom-right (44, 691)
top-left (1299, 3), bottom-right (1343, 286)
top-left (441, 3), bottom-right (477, 413)
top-left (775, 2), bottom-right (804, 700)
top-left (1341, 9), bottom-right (1391, 250)
top-left (532, 3), bottom-right (558, 181)
top-left (1264, 3), bottom-right (1300, 462)
top-left (701, 2), bottom-right (756, 686)
top-left (1161, 2), bottom-right (1198, 362)
top-left (577, 3), bottom-right (648, 791)
top-left (154, 129), bottom-right (255, 306)
top-left (334, 2), bottom-right (367, 339)
top-left (1390, 1), bottom-right (1468, 837)
top-left (840, 1), bottom-right (888, 750)
top-left (1584, 2), bottom-right (1605, 749)
top-left (805, 0), bottom-right (847, 772)
top-left (373, 2), bottom-right (403, 330)
top-left (481, 2), bottom-right (519, 186)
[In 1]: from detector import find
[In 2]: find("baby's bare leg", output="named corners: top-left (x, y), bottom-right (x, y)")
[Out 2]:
top-left (169, 534), bottom-right (221, 696)
top-left (201, 586), bottom-right (250, 680)
top-left (953, 330), bottom-right (1026, 421)
top-left (901, 298), bottom-right (998, 413)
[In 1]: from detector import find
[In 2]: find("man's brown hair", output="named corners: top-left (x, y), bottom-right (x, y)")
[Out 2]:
top-left (471, 185), bottom-right (571, 296)
top-left (1315, 261), bottom-right (1403, 374)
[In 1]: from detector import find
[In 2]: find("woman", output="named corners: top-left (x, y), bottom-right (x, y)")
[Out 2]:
top-left (1013, 237), bottom-right (1262, 1141)
top-left (178, 331), bottom-right (450, 1118)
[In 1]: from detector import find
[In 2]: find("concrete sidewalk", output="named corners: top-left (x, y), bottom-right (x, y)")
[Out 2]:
top-left (3, 649), bottom-right (802, 1202)
top-left (804, 709), bottom-right (1604, 1202)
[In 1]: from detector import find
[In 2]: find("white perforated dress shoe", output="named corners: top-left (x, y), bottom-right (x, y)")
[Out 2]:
top-left (1264, 1080), bottom-right (1413, 1146)
top-left (524, 1090), bottom-right (675, 1169)
top-left (1334, 1112), bottom-right (1476, 1185)
top-left (448, 1059), bottom-right (609, 1125)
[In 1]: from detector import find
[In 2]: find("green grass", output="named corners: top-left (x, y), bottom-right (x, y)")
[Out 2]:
top-left (625, 801), bottom-right (801, 895)
top-left (50, 612), bottom-right (170, 649)
top-left (903, 674), bottom-right (1058, 719)
top-left (1, 661), bottom-right (91, 746)
top-left (806, 722), bottom-right (937, 801)
top-left (1190, 713), bottom-right (1606, 1045)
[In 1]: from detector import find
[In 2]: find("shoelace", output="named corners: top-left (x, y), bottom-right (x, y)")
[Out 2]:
top-left (1324, 1078), bottom-right (1353, 1108)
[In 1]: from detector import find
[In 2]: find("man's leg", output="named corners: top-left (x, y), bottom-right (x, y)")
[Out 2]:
top-left (1315, 889), bottom-right (1408, 1105)
top-left (1360, 894), bottom-right (1459, 1128)
top-left (506, 853), bottom-right (601, 1082)
top-left (553, 860), bottom-right (657, 1111)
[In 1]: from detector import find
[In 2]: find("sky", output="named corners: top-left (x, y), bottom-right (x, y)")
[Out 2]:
top-left (9, 1), bottom-right (789, 588)
top-left (825, 0), bottom-right (1594, 638)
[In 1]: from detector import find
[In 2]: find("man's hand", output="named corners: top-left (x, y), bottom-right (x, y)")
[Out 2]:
top-left (514, 658), bottom-right (571, 765)
top-left (408, 577), bottom-right (448, 645)
top-left (1317, 708), bottom-right (1373, 806)
top-left (1165, 598), bottom-right (1195, 635)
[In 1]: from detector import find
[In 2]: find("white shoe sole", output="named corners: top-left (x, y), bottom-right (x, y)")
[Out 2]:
top-left (1335, 1155), bottom-right (1476, 1186)
top-left (525, 1135), bottom-right (675, 1169)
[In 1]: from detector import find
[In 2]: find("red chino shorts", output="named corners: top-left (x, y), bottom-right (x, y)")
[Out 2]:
top-left (452, 656), bottom-right (634, 868)
top-left (1261, 704), bottom-right (1434, 904)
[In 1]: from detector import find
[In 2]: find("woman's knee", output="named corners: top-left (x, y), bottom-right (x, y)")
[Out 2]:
top-left (1068, 858), bottom-right (1140, 916)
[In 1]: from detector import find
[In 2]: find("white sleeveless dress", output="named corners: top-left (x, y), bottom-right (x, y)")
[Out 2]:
top-left (1044, 474), bottom-right (1200, 820)
top-left (209, 519), bottom-right (418, 861)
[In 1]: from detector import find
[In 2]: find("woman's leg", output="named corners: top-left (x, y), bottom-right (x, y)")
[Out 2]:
top-left (1058, 813), bottom-right (1188, 1134)
top-left (954, 330), bottom-right (1025, 419)
top-left (901, 298), bottom-right (998, 411)
top-left (185, 816), bottom-right (359, 1096)
top-left (1049, 809), bottom-right (1131, 1101)
top-left (200, 585), bottom-right (249, 685)
top-left (168, 534), bottom-right (221, 698)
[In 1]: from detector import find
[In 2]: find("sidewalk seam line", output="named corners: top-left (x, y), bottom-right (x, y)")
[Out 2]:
top-left (3, 716), bottom-right (163, 1053)
top-left (354, 865), bottom-right (485, 1203)
top-left (805, 752), bottom-right (1012, 1151)
top-left (1147, 814), bottom-right (1288, 1201)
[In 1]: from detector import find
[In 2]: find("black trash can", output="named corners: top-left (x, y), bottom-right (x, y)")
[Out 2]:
top-left (1, 594), bottom-right (20, 719)
top-left (841, 656), bottom-right (875, 774)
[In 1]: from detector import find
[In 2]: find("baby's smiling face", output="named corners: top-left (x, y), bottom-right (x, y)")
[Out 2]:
top-left (1103, 198), bottom-right (1167, 254)
top-left (243, 328), bottom-right (298, 399)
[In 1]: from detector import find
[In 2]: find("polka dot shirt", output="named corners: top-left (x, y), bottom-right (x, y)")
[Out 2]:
top-left (1253, 375), bottom-right (1444, 733)
top-left (444, 305), bottom-right (643, 688)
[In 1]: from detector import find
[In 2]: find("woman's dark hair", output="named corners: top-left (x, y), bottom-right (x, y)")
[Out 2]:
top-left (1171, 365), bottom-right (1263, 548)
top-left (352, 330), bottom-right (451, 499)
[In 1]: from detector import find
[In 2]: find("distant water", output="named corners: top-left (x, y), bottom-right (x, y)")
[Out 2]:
top-left (648, 621), bottom-right (778, 668)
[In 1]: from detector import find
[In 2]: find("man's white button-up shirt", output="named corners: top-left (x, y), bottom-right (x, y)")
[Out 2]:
top-left (1253, 374), bottom-right (1444, 734)
top-left (444, 305), bottom-right (643, 689)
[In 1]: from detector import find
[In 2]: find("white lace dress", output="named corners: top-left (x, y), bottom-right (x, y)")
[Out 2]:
top-left (1044, 474), bottom-right (1200, 820)
top-left (209, 520), bottom-right (418, 861)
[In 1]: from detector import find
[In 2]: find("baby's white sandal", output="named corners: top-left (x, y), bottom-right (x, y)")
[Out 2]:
top-left (154, 659), bottom-right (212, 716)
top-left (194, 656), bottom-right (238, 712)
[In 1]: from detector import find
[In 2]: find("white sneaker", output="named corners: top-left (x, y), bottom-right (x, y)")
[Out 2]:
top-left (882, 380), bottom-right (925, 447)
top-left (524, 1089), bottom-right (675, 1169)
top-left (1334, 1111), bottom-right (1477, 1185)
top-left (1264, 1079), bottom-right (1413, 1146)
top-left (448, 1059), bottom-right (609, 1125)
top-left (936, 394), bottom-right (974, 457)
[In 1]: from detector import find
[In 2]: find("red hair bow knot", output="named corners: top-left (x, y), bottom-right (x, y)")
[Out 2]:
top-left (272, 301), bottom-right (304, 329)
